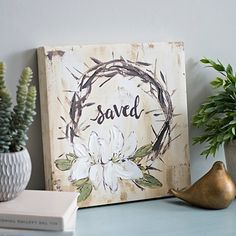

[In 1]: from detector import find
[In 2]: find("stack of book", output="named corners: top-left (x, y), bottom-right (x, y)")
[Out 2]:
top-left (0, 190), bottom-right (78, 236)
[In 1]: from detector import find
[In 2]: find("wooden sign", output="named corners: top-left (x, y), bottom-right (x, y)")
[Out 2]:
top-left (37, 42), bottom-right (190, 207)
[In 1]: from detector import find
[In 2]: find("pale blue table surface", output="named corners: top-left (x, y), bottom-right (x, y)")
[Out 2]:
top-left (76, 197), bottom-right (236, 236)
top-left (0, 197), bottom-right (236, 236)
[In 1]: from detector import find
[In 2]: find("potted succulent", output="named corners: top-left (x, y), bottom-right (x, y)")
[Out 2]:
top-left (0, 62), bottom-right (36, 201)
top-left (193, 58), bottom-right (236, 183)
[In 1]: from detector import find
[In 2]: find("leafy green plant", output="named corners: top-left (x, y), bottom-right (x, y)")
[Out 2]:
top-left (0, 62), bottom-right (37, 152)
top-left (193, 58), bottom-right (236, 157)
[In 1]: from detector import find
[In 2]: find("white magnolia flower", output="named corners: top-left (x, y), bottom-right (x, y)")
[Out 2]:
top-left (69, 126), bottom-right (143, 192)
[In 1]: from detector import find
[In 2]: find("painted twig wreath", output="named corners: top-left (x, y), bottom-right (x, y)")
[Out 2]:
top-left (66, 57), bottom-right (173, 153)
top-left (55, 56), bottom-right (174, 201)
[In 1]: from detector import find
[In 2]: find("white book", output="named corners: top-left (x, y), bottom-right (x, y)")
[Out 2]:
top-left (0, 190), bottom-right (78, 231)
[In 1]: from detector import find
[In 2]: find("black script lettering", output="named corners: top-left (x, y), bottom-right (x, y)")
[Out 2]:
top-left (90, 105), bottom-right (105, 125)
top-left (91, 95), bottom-right (144, 125)
top-left (113, 105), bottom-right (123, 117)
top-left (105, 108), bottom-right (115, 120)
top-left (122, 105), bottom-right (130, 117)
top-left (130, 95), bottom-right (144, 119)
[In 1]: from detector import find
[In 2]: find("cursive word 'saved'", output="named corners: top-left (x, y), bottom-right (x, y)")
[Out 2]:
top-left (91, 95), bottom-right (144, 125)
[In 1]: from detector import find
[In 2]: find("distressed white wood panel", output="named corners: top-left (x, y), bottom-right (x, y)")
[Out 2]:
top-left (37, 42), bottom-right (190, 207)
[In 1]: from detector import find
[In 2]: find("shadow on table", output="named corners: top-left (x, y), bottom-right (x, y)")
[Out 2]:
top-left (165, 199), bottom-right (210, 211)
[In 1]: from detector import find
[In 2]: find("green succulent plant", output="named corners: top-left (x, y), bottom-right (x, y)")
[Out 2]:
top-left (193, 58), bottom-right (236, 157)
top-left (0, 62), bottom-right (37, 152)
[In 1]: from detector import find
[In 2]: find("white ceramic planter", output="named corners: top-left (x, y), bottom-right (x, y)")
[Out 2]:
top-left (224, 140), bottom-right (236, 185)
top-left (0, 149), bottom-right (32, 201)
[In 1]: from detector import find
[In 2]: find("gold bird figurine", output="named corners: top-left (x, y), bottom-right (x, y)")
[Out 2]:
top-left (170, 161), bottom-right (236, 209)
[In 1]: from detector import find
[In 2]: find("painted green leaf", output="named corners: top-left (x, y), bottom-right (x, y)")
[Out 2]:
top-left (72, 177), bottom-right (89, 188)
top-left (66, 152), bottom-right (77, 161)
top-left (133, 144), bottom-right (153, 158)
top-left (77, 183), bottom-right (92, 203)
top-left (139, 166), bottom-right (146, 172)
top-left (132, 156), bottom-right (143, 164)
top-left (55, 159), bottom-right (72, 171)
top-left (135, 173), bottom-right (162, 188)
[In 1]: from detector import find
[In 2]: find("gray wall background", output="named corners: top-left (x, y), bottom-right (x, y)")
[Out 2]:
top-left (1, 0), bottom-right (235, 189)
